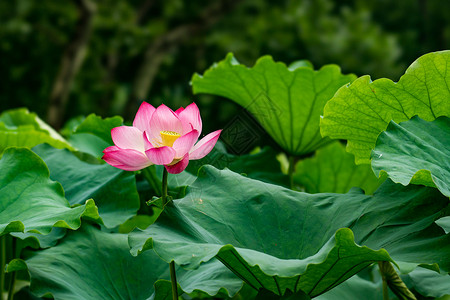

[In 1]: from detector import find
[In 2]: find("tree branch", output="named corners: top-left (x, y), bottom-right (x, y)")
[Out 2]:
top-left (136, 0), bottom-right (157, 25)
top-left (47, 0), bottom-right (96, 129)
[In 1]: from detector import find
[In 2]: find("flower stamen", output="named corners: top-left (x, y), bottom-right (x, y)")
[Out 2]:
top-left (160, 130), bottom-right (181, 147)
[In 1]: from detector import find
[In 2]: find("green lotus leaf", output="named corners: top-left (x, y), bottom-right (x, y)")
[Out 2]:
top-left (321, 50), bottom-right (450, 164)
top-left (67, 114), bottom-right (123, 157)
top-left (436, 216), bottom-right (450, 234)
top-left (349, 181), bottom-right (450, 274)
top-left (33, 144), bottom-right (140, 228)
top-left (0, 108), bottom-right (66, 142)
top-left (129, 166), bottom-right (449, 297)
top-left (72, 113), bottom-right (122, 144)
top-left (255, 288), bottom-right (310, 299)
top-left (18, 225), bottom-right (242, 300)
top-left (402, 267), bottom-right (450, 298)
top-left (315, 273), bottom-right (383, 300)
top-left (294, 141), bottom-right (382, 194)
top-left (0, 148), bottom-right (100, 237)
top-left (12, 228), bottom-right (67, 249)
top-left (0, 108), bottom-right (72, 153)
top-left (187, 142), bottom-right (288, 187)
top-left (318, 264), bottom-right (424, 299)
top-left (371, 116), bottom-right (450, 197)
top-left (192, 53), bottom-right (356, 155)
top-left (60, 115), bottom-right (86, 137)
top-left (118, 215), bottom-right (156, 234)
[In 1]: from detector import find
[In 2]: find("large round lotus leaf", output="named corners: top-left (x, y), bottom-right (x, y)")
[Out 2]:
top-left (192, 53), bottom-right (355, 155)
top-left (371, 116), bottom-right (450, 197)
top-left (0, 148), bottom-right (100, 237)
top-left (67, 114), bottom-right (123, 157)
top-left (402, 268), bottom-right (450, 298)
top-left (321, 50), bottom-right (450, 164)
top-left (0, 108), bottom-right (72, 154)
top-left (33, 144), bottom-right (140, 228)
top-left (129, 166), bottom-right (449, 297)
top-left (316, 273), bottom-right (383, 300)
top-left (294, 141), bottom-right (382, 194)
top-left (16, 225), bottom-right (242, 300)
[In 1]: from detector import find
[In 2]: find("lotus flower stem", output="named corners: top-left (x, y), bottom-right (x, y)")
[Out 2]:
top-left (169, 260), bottom-right (178, 300)
top-left (288, 156), bottom-right (295, 189)
top-left (6, 272), bottom-right (15, 300)
top-left (6, 237), bottom-right (16, 300)
top-left (162, 168), bottom-right (169, 206)
top-left (161, 168), bottom-right (178, 299)
top-left (1, 235), bottom-right (5, 299)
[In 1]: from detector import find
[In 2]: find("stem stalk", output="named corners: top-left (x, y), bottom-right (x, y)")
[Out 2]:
top-left (378, 261), bottom-right (416, 300)
top-left (1, 235), bottom-right (5, 300)
top-left (161, 168), bottom-right (178, 299)
top-left (288, 156), bottom-right (295, 189)
top-left (162, 168), bottom-right (168, 206)
top-left (6, 238), bottom-right (16, 300)
top-left (169, 261), bottom-right (178, 300)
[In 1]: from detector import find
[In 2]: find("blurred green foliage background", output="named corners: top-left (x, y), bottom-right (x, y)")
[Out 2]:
top-left (1, 0), bottom-right (449, 133)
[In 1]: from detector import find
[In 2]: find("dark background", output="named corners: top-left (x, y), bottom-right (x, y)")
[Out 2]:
top-left (1, 0), bottom-right (449, 135)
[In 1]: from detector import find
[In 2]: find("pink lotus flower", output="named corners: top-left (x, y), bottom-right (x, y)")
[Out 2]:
top-left (102, 102), bottom-right (221, 174)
